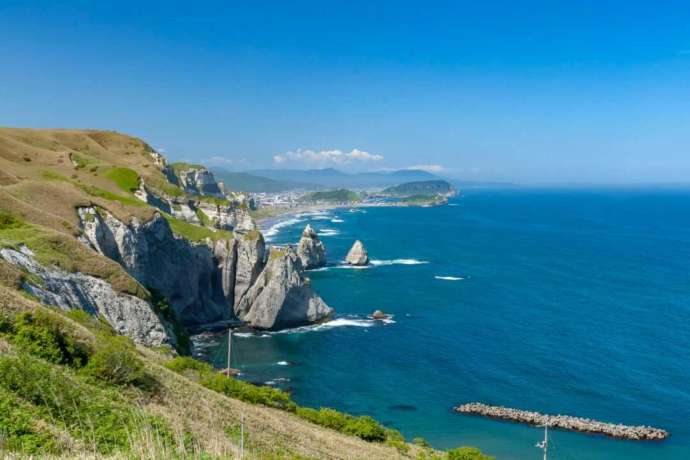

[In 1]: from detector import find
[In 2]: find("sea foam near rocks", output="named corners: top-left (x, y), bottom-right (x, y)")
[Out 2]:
top-left (370, 259), bottom-right (428, 266)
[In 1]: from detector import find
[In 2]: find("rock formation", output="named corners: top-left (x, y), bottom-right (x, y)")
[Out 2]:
top-left (233, 247), bottom-right (333, 329)
top-left (77, 206), bottom-right (331, 331)
top-left (174, 166), bottom-right (224, 197)
top-left (0, 246), bottom-right (173, 347)
top-left (233, 230), bottom-right (267, 318)
top-left (78, 206), bottom-right (235, 326)
top-left (371, 310), bottom-right (387, 320)
top-left (297, 224), bottom-right (326, 269)
top-left (346, 240), bottom-right (369, 266)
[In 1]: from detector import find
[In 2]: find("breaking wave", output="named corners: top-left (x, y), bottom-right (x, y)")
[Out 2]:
top-left (276, 361), bottom-right (289, 366)
top-left (307, 266), bottom-right (330, 272)
top-left (317, 229), bottom-right (339, 237)
top-left (270, 316), bottom-right (395, 334)
top-left (263, 217), bottom-right (304, 241)
top-left (435, 275), bottom-right (465, 281)
top-left (370, 259), bottom-right (429, 266)
top-left (331, 218), bottom-right (345, 223)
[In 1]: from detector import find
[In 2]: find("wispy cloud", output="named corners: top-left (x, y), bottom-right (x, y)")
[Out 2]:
top-left (405, 164), bottom-right (445, 173)
top-left (273, 148), bottom-right (384, 166)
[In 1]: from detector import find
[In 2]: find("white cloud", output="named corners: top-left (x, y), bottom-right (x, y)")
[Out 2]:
top-left (405, 164), bottom-right (445, 173)
top-left (273, 148), bottom-right (384, 166)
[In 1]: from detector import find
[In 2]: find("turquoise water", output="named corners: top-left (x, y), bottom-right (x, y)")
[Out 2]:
top-left (198, 189), bottom-right (690, 459)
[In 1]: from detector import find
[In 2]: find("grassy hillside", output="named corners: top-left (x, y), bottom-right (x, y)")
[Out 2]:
top-left (0, 128), bottom-right (491, 459)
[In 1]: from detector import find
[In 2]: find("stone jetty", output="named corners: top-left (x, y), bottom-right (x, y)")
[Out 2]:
top-left (454, 402), bottom-right (668, 441)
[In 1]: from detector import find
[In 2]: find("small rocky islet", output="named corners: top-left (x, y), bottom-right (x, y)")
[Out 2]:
top-left (346, 240), bottom-right (370, 266)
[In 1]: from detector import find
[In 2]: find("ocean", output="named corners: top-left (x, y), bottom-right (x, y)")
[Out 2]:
top-left (194, 188), bottom-right (690, 459)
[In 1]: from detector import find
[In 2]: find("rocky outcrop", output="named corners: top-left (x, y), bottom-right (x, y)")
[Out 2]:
top-left (233, 231), bottom-right (266, 318)
top-left (297, 225), bottom-right (326, 269)
top-left (371, 310), bottom-right (387, 320)
top-left (175, 167), bottom-right (224, 197)
top-left (78, 206), bottom-right (328, 331)
top-left (78, 207), bottom-right (235, 326)
top-left (234, 247), bottom-right (333, 329)
top-left (346, 240), bottom-right (369, 266)
top-left (0, 246), bottom-right (173, 347)
top-left (197, 201), bottom-right (256, 232)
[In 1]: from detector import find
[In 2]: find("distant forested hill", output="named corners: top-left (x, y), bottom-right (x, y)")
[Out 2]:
top-left (382, 180), bottom-right (455, 196)
top-left (211, 169), bottom-right (319, 192)
top-left (248, 168), bottom-right (443, 189)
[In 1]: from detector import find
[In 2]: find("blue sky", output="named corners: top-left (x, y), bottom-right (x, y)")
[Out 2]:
top-left (1, 1), bottom-right (690, 184)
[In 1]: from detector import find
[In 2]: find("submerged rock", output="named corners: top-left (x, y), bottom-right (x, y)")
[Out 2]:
top-left (345, 240), bottom-right (369, 266)
top-left (234, 247), bottom-right (333, 329)
top-left (297, 224), bottom-right (326, 269)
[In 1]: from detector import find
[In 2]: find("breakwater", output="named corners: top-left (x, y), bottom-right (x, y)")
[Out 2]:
top-left (454, 403), bottom-right (668, 441)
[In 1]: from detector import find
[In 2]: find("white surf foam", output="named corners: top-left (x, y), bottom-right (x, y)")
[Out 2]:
top-left (331, 218), bottom-right (345, 223)
top-left (263, 217), bottom-right (304, 241)
top-left (317, 229), bottom-right (339, 237)
top-left (370, 259), bottom-right (429, 266)
top-left (307, 267), bottom-right (330, 272)
top-left (334, 264), bottom-right (370, 270)
top-left (276, 361), bottom-right (289, 366)
top-left (233, 332), bottom-right (271, 338)
top-left (270, 316), bottom-right (394, 334)
top-left (435, 275), bottom-right (465, 281)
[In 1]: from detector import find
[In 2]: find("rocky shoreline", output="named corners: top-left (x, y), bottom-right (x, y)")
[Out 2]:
top-left (454, 402), bottom-right (668, 441)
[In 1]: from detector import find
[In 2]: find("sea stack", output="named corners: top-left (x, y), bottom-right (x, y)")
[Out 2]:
top-left (346, 240), bottom-right (369, 266)
top-left (297, 224), bottom-right (326, 269)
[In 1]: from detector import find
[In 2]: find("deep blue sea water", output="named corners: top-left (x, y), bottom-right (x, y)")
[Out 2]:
top-left (198, 189), bottom-right (690, 459)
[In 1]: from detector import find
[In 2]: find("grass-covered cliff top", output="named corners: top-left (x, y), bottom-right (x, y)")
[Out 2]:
top-left (0, 128), bottom-right (236, 287)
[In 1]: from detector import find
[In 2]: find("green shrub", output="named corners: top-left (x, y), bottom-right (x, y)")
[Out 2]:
top-left (414, 437), bottom-right (431, 448)
top-left (447, 446), bottom-right (494, 460)
top-left (201, 372), bottom-right (297, 412)
top-left (165, 356), bottom-right (213, 374)
top-left (342, 415), bottom-right (386, 442)
top-left (0, 211), bottom-right (24, 230)
top-left (0, 386), bottom-right (59, 454)
top-left (0, 354), bottom-right (133, 453)
top-left (0, 313), bottom-right (14, 333)
top-left (295, 407), bottom-right (386, 442)
top-left (11, 311), bottom-right (90, 367)
top-left (149, 288), bottom-right (191, 354)
top-left (82, 335), bottom-right (144, 385)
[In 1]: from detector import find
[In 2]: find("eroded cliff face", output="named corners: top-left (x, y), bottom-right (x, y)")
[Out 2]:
top-left (77, 206), bottom-right (331, 331)
top-left (78, 206), bottom-right (236, 326)
top-left (234, 247), bottom-right (333, 330)
top-left (177, 168), bottom-right (224, 197)
top-left (0, 246), bottom-right (173, 347)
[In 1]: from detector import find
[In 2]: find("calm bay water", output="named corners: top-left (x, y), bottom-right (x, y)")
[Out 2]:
top-left (197, 188), bottom-right (690, 459)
